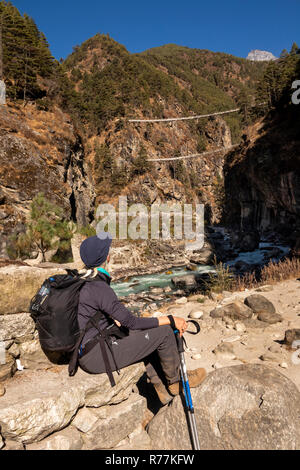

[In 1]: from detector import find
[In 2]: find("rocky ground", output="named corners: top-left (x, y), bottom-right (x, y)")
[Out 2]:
top-left (155, 278), bottom-right (300, 390)
top-left (1, 260), bottom-right (300, 450)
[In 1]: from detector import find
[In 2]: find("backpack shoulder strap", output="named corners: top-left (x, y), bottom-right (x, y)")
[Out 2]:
top-left (68, 310), bottom-right (107, 378)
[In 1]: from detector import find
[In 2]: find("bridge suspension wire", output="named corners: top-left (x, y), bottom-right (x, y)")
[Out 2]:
top-left (147, 144), bottom-right (239, 162)
top-left (128, 107), bottom-right (240, 123)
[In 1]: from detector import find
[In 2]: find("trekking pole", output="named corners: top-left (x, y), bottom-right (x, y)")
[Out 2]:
top-left (168, 316), bottom-right (201, 450)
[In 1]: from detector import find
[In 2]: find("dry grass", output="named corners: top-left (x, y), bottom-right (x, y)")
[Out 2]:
top-left (260, 257), bottom-right (300, 284)
top-left (233, 271), bottom-right (259, 291)
top-left (233, 257), bottom-right (300, 292)
top-left (204, 257), bottom-right (300, 295)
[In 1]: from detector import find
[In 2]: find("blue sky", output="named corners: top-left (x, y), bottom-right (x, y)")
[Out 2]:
top-left (11, 0), bottom-right (300, 60)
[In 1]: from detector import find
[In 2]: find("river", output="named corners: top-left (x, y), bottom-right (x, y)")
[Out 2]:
top-left (112, 242), bottom-right (290, 298)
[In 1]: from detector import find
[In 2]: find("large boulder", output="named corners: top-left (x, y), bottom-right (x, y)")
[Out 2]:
top-left (0, 363), bottom-right (144, 444)
top-left (210, 301), bottom-right (253, 321)
top-left (147, 364), bottom-right (300, 450)
top-left (257, 311), bottom-right (283, 324)
top-left (244, 294), bottom-right (276, 314)
top-left (26, 427), bottom-right (83, 451)
top-left (0, 313), bottom-right (35, 341)
top-left (77, 393), bottom-right (147, 450)
top-left (171, 272), bottom-right (215, 293)
top-left (18, 339), bottom-right (56, 370)
top-left (0, 266), bottom-right (66, 315)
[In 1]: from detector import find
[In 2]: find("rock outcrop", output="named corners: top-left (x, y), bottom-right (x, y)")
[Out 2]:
top-left (224, 116), bottom-right (300, 246)
top-left (147, 364), bottom-right (300, 450)
top-left (0, 265), bottom-right (66, 315)
top-left (0, 103), bottom-right (95, 258)
top-left (0, 363), bottom-right (145, 448)
top-left (210, 301), bottom-right (253, 321)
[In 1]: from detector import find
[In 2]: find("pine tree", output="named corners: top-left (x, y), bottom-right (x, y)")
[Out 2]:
top-left (0, 1), bottom-right (54, 101)
top-left (256, 53), bottom-right (300, 110)
top-left (280, 49), bottom-right (289, 59)
top-left (132, 145), bottom-right (153, 176)
top-left (237, 88), bottom-right (252, 124)
top-left (290, 42), bottom-right (299, 55)
top-left (12, 193), bottom-right (72, 262)
top-left (94, 144), bottom-right (114, 183)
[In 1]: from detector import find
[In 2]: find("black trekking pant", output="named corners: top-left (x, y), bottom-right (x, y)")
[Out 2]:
top-left (79, 325), bottom-right (181, 385)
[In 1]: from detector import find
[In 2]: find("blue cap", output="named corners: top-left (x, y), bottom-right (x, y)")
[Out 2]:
top-left (80, 232), bottom-right (113, 268)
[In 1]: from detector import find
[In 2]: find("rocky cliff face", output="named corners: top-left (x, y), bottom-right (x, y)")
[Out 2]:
top-left (0, 99), bottom-right (233, 258)
top-left (0, 103), bottom-right (95, 257)
top-left (90, 114), bottom-right (232, 220)
top-left (224, 112), bottom-right (300, 246)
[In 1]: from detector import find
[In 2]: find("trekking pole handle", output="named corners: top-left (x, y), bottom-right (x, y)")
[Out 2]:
top-left (175, 330), bottom-right (185, 353)
top-left (168, 315), bottom-right (185, 353)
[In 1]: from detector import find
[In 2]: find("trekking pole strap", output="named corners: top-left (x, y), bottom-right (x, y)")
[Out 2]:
top-left (168, 315), bottom-right (200, 352)
top-left (168, 316), bottom-right (200, 336)
top-left (186, 319), bottom-right (201, 335)
top-left (167, 315), bottom-right (177, 331)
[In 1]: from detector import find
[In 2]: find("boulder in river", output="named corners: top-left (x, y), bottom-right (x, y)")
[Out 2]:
top-left (172, 272), bottom-right (216, 293)
top-left (171, 274), bottom-right (198, 290)
top-left (234, 260), bottom-right (251, 272)
top-left (231, 230), bottom-right (260, 252)
top-left (147, 364), bottom-right (300, 450)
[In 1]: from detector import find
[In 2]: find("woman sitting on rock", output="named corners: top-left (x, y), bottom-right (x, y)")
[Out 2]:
top-left (77, 233), bottom-right (206, 404)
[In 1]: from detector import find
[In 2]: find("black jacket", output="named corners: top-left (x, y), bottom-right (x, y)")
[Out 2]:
top-left (78, 273), bottom-right (159, 346)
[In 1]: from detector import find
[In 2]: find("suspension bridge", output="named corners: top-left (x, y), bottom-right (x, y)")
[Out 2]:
top-left (147, 145), bottom-right (239, 162)
top-left (128, 107), bottom-right (241, 124)
top-left (128, 106), bottom-right (241, 162)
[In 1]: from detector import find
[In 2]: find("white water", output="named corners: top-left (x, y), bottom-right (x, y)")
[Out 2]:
top-left (226, 243), bottom-right (290, 267)
top-left (112, 243), bottom-right (290, 298)
top-left (112, 264), bottom-right (215, 297)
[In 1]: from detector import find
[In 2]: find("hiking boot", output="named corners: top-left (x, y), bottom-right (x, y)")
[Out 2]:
top-left (168, 368), bottom-right (207, 396)
top-left (153, 382), bottom-right (174, 405)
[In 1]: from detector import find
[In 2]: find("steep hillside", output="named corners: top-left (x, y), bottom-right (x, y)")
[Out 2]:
top-left (224, 54), bottom-right (300, 248)
top-left (141, 44), bottom-right (265, 137)
top-left (59, 34), bottom-right (265, 215)
top-left (0, 102), bottom-right (94, 257)
top-left (62, 36), bottom-right (265, 139)
top-left (0, 23), bottom-right (267, 257)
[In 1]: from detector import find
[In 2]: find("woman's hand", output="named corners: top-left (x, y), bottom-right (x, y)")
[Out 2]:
top-left (173, 316), bottom-right (188, 336)
top-left (158, 316), bottom-right (188, 336)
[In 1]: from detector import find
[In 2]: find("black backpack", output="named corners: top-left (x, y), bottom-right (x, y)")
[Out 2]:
top-left (29, 269), bottom-right (124, 386)
top-left (30, 270), bottom-right (92, 354)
